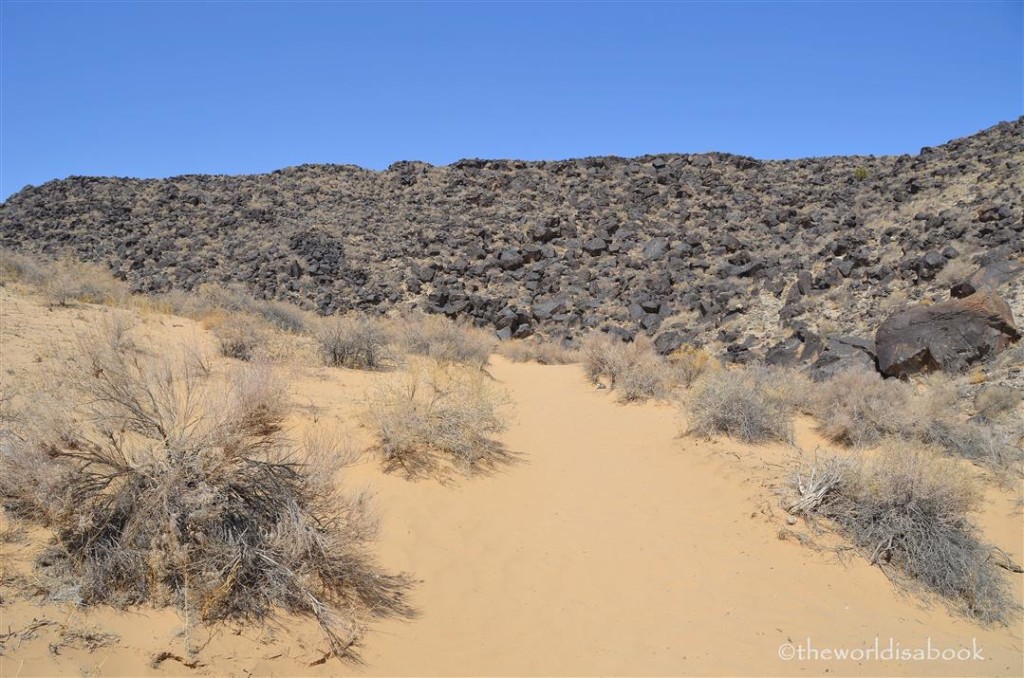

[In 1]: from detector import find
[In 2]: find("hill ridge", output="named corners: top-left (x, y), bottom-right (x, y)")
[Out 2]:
top-left (2, 116), bottom-right (1021, 359)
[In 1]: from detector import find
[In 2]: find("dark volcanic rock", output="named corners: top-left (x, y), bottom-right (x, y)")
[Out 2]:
top-left (810, 336), bottom-right (877, 381)
top-left (950, 257), bottom-right (1024, 298)
top-left (1, 117), bottom-right (1021, 356)
top-left (876, 290), bottom-right (1021, 378)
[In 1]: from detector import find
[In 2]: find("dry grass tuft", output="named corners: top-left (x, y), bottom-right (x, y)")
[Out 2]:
top-left (0, 251), bottom-right (128, 307)
top-left (362, 359), bottom-right (511, 477)
top-left (789, 442), bottom-right (1018, 624)
top-left (812, 369), bottom-right (912, 448)
top-left (0, 325), bottom-right (412, 662)
top-left (207, 312), bottom-right (270, 362)
top-left (315, 315), bottom-right (394, 370)
top-left (665, 345), bottom-right (719, 388)
top-left (498, 337), bottom-right (579, 365)
top-left (392, 313), bottom-right (494, 370)
top-left (581, 334), bottom-right (675, 402)
top-left (686, 367), bottom-right (793, 443)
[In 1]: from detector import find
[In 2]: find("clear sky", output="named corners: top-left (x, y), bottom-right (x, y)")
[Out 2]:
top-left (2, 1), bottom-right (1021, 200)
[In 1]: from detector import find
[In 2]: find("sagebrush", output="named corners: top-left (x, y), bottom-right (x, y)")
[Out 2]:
top-left (789, 443), bottom-right (1017, 624)
top-left (362, 359), bottom-right (510, 476)
top-left (392, 313), bottom-right (494, 369)
top-left (316, 315), bottom-right (394, 370)
top-left (0, 324), bottom-right (411, 661)
top-left (581, 334), bottom-right (675, 402)
top-left (686, 367), bottom-right (793, 443)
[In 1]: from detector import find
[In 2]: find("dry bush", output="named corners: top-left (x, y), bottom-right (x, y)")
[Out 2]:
top-left (918, 419), bottom-right (1023, 478)
top-left (208, 312), bottom-right (270, 361)
top-left (687, 367), bottom-right (793, 443)
top-left (48, 258), bottom-right (128, 307)
top-left (0, 327), bottom-right (411, 661)
top-left (258, 299), bottom-right (314, 334)
top-left (393, 313), bottom-right (494, 369)
top-left (9, 255), bottom-right (129, 307)
top-left (362, 359), bottom-right (511, 476)
top-left (666, 345), bottom-right (717, 388)
top-left (227, 362), bottom-right (290, 437)
top-left (185, 282), bottom-right (260, 315)
top-left (812, 369), bottom-right (1022, 476)
top-left (0, 248), bottom-right (49, 285)
top-left (581, 334), bottom-right (674, 402)
top-left (789, 442), bottom-right (1017, 624)
top-left (498, 337), bottom-right (579, 365)
top-left (156, 283), bottom-right (312, 334)
top-left (934, 256), bottom-right (977, 289)
top-left (812, 369), bottom-right (913, 447)
top-left (758, 365), bottom-right (815, 414)
top-left (974, 386), bottom-right (1023, 420)
top-left (0, 383), bottom-right (78, 524)
top-left (994, 341), bottom-right (1024, 370)
top-left (316, 315), bottom-right (394, 370)
top-left (580, 333), bottom-right (623, 384)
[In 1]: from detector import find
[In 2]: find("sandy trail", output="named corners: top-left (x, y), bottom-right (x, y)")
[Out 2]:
top-left (337, 357), bottom-right (1022, 677)
top-left (0, 291), bottom-right (1021, 676)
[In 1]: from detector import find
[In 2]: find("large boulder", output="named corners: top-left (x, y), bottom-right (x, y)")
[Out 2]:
top-left (949, 258), bottom-right (1024, 298)
top-left (810, 336), bottom-right (876, 381)
top-left (875, 289), bottom-right (1020, 378)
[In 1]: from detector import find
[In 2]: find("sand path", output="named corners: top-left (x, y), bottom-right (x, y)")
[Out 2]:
top-left (336, 357), bottom-right (1023, 677)
top-left (0, 291), bottom-right (1020, 676)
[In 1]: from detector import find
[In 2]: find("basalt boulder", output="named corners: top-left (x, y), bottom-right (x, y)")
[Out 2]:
top-left (875, 289), bottom-right (1020, 378)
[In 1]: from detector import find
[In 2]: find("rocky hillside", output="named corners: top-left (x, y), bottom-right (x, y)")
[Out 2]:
top-left (2, 117), bottom-right (1022, 361)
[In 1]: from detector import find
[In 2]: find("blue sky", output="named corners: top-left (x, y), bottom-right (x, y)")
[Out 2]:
top-left (2, 1), bottom-right (1021, 200)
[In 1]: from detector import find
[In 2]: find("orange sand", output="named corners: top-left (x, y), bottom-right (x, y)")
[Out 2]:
top-left (0, 288), bottom-right (1021, 677)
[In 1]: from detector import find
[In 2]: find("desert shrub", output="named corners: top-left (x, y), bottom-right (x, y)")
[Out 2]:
top-left (393, 313), bottom-right (494, 369)
top-left (666, 345), bottom-right (717, 388)
top-left (812, 369), bottom-right (1022, 476)
top-left (95, 309), bottom-right (139, 353)
top-left (918, 419), bottom-right (1023, 477)
top-left (257, 299), bottom-right (313, 334)
top-left (316, 315), bottom-right (394, 370)
top-left (190, 282), bottom-right (261, 315)
top-left (0, 328), bottom-right (411, 660)
top-left (0, 379), bottom-right (78, 523)
top-left (812, 369), bottom-right (913, 447)
top-left (154, 283), bottom-right (312, 334)
top-left (975, 385), bottom-right (1024, 420)
top-left (581, 333), bottom-right (623, 384)
top-left (789, 443), bottom-right (1017, 624)
top-left (362, 359), bottom-right (510, 475)
top-left (36, 257), bottom-right (128, 307)
top-left (934, 256), bottom-right (977, 289)
top-left (758, 365), bottom-right (815, 414)
top-left (0, 249), bottom-right (50, 285)
top-left (227, 362), bottom-right (290, 437)
top-left (209, 312), bottom-right (270, 361)
top-left (581, 334), bottom-right (674, 402)
top-left (687, 367), bottom-right (793, 443)
top-left (498, 337), bottom-right (579, 365)
top-left (995, 340), bottom-right (1023, 369)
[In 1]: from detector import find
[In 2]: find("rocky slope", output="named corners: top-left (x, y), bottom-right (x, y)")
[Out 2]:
top-left (2, 117), bottom-right (1021, 360)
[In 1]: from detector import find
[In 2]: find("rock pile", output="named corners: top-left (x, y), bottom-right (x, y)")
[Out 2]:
top-left (2, 118), bottom-right (1021, 366)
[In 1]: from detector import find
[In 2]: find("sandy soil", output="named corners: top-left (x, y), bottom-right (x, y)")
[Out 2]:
top-left (0, 288), bottom-right (1021, 677)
